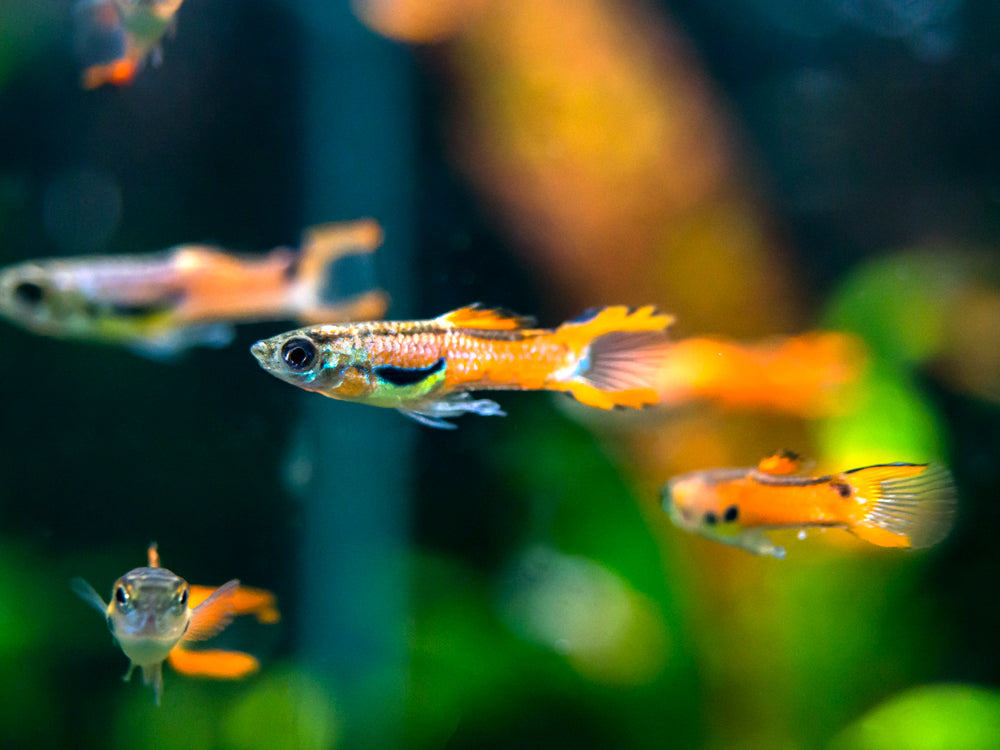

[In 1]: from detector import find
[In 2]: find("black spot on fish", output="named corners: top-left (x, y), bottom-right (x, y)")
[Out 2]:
top-left (704, 511), bottom-right (718, 526)
top-left (374, 357), bottom-right (445, 387)
top-left (724, 505), bottom-right (739, 523)
top-left (831, 481), bottom-right (852, 499)
top-left (13, 281), bottom-right (44, 305)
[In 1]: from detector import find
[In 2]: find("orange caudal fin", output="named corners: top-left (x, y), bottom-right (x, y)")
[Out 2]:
top-left (846, 464), bottom-right (957, 549)
top-left (183, 579), bottom-right (239, 642)
top-left (549, 306), bottom-right (674, 409)
top-left (167, 646), bottom-right (260, 679)
top-left (296, 220), bottom-right (390, 322)
top-left (189, 584), bottom-right (281, 624)
top-left (437, 304), bottom-right (537, 330)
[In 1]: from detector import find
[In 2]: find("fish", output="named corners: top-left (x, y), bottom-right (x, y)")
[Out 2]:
top-left (74, 0), bottom-right (186, 90)
top-left (0, 220), bottom-right (387, 357)
top-left (661, 451), bottom-right (957, 558)
top-left (251, 304), bottom-right (674, 428)
top-left (71, 544), bottom-right (280, 704)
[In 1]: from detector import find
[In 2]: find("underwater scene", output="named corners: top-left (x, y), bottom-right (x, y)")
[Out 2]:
top-left (2, 0), bottom-right (1000, 748)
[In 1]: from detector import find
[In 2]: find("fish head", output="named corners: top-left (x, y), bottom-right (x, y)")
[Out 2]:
top-left (0, 263), bottom-right (69, 335)
top-left (108, 566), bottom-right (191, 666)
top-left (661, 471), bottom-right (784, 558)
top-left (251, 326), bottom-right (374, 399)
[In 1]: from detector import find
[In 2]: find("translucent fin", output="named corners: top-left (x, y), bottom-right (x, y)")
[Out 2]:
top-left (140, 662), bottom-right (164, 706)
top-left (70, 577), bottom-right (108, 616)
top-left (399, 393), bottom-right (506, 429)
top-left (188, 584), bottom-right (281, 624)
top-left (848, 464), bottom-right (957, 549)
top-left (167, 646), bottom-right (260, 679)
top-left (183, 579), bottom-right (239, 642)
top-left (437, 304), bottom-right (536, 330)
top-left (551, 306), bottom-right (674, 409)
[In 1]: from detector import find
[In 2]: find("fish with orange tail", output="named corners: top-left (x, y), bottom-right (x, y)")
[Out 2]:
top-left (74, 0), bottom-right (185, 90)
top-left (661, 451), bottom-right (957, 558)
top-left (71, 544), bottom-right (279, 705)
top-left (0, 220), bottom-right (387, 357)
top-left (251, 304), bottom-right (674, 428)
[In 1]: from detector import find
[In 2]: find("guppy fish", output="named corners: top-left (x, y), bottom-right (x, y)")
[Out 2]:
top-left (251, 304), bottom-right (674, 428)
top-left (0, 220), bottom-right (386, 357)
top-left (661, 451), bottom-right (956, 558)
top-left (71, 544), bottom-right (280, 704)
top-left (74, 0), bottom-right (185, 89)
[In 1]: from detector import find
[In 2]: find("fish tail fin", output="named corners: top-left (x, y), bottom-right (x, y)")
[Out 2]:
top-left (295, 219), bottom-right (389, 322)
top-left (167, 646), bottom-right (260, 680)
top-left (847, 463), bottom-right (957, 549)
top-left (547, 305), bottom-right (674, 409)
top-left (81, 58), bottom-right (138, 89)
top-left (140, 662), bottom-right (164, 706)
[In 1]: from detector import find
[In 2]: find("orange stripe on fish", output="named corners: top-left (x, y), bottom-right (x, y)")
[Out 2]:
top-left (662, 456), bottom-right (956, 558)
top-left (251, 304), bottom-right (675, 428)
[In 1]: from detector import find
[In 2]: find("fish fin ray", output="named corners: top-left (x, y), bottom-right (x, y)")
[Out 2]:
top-left (183, 579), bottom-right (239, 642)
top-left (167, 646), bottom-right (260, 679)
top-left (848, 464), bottom-right (957, 548)
top-left (400, 393), bottom-right (506, 429)
top-left (437, 304), bottom-right (535, 330)
top-left (70, 577), bottom-right (108, 615)
top-left (551, 306), bottom-right (674, 409)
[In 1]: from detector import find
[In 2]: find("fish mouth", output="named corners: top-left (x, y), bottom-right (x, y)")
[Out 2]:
top-left (250, 340), bottom-right (270, 365)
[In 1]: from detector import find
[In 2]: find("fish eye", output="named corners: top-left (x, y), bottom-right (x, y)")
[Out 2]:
top-left (13, 281), bottom-right (44, 306)
top-left (114, 586), bottom-right (129, 608)
top-left (703, 511), bottom-right (718, 526)
top-left (723, 505), bottom-right (739, 523)
top-left (281, 337), bottom-right (317, 371)
top-left (177, 587), bottom-right (189, 607)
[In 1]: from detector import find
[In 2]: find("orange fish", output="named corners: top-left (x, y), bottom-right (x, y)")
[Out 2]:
top-left (71, 544), bottom-right (279, 704)
top-left (0, 220), bottom-right (387, 357)
top-left (662, 451), bottom-right (956, 558)
top-left (74, 0), bottom-right (185, 90)
top-left (251, 304), bottom-right (674, 428)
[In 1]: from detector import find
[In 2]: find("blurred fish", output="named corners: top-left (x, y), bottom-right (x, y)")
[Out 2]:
top-left (0, 220), bottom-right (387, 357)
top-left (251, 304), bottom-right (674, 428)
top-left (71, 544), bottom-right (279, 705)
top-left (662, 451), bottom-right (956, 558)
top-left (73, 0), bottom-right (185, 89)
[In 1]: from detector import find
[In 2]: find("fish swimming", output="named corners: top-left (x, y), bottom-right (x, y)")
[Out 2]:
top-left (251, 304), bottom-right (674, 428)
top-left (0, 220), bottom-right (387, 357)
top-left (661, 451), bottom-right (956, 558)
top-left (71, 544), bottom-right (280, 704)
top-left (74, 0), bottom-right (185, 90)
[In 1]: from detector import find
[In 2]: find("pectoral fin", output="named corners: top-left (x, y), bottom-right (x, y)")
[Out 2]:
top-left (189, 584), bottom-right (280, 624)
top-left (70, 577), bottom-right (108, 616)
top-left (183, 579), bottom-right (239, 642)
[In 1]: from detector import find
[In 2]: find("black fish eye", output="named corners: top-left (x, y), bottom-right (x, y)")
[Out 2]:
top-left (724, 505), bottom-right (739, 523)
top-left (177, 588), bottom-right (189, 607)
top-left (703, 511), bottom-right (718, 526)
top-left (281, 338), bottom-right (317, 370)
top-left (13, 281), bottom-right (44, 306)
top-left (115, 586), bottom-right (128, 606)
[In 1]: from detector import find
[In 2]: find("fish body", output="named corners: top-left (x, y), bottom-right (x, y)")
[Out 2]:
top-left (251, 304), bottom-right (674, 428)
top-left (662, 452), bottom-right (956, 558)
top-left (0, 220), bottom-right (386, 356)
top-left (72, 544), bottom-right (279, 704)
top-left (74, 0), bottom-right (185, 89)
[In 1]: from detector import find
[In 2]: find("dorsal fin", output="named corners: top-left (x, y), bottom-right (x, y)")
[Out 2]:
top-left (757, 450), bottom-right (804, 476)
top-left (437, 304), bottom-right (535, 330)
